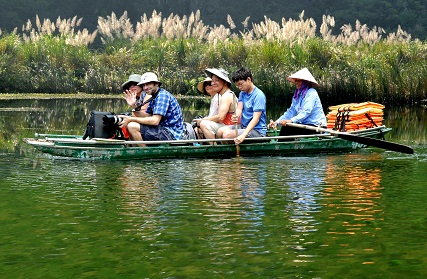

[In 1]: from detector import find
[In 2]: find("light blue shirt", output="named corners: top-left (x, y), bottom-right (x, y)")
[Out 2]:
top-left (239, 86), bottom-right (267, 135)
top-left (276, 88), bottom-right (326, 126)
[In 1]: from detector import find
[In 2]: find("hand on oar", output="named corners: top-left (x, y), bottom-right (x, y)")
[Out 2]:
top-left (234, 134), bottom-right (245, 145)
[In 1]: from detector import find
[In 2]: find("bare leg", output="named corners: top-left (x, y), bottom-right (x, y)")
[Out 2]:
top-left (221, 127), bottom-right (238, 139)
top-left (194, 127), bottom-right (204, 140)
top-left (216, 126), bottom-right (226, 138)
top-left (127, 122), bottom-right (145, 146)
top-left (200, 121), bottom-right (216, 145)
top-left (218, 126), bottom-right (237, 144)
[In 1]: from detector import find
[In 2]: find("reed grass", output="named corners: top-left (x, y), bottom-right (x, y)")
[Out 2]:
top-left (0, 10), bottom-right (426, 105)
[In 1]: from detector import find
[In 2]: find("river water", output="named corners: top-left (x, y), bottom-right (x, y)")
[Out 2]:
top-left (0, 97), bottom-right (426, 278)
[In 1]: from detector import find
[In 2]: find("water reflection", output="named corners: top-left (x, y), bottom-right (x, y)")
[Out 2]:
top-left (385, 106), bottom-right (427, 145)
top-left (113, 156), bottom-right (331, 273)
top-left (2, 147), bottom-right (426, 277)
top-left (316, 154), bottom-right (385, 268)
top-left (116, 159), bottom-right (269, 255)
top-left (271, 158), bottom-right (326, 265)
top-left (103, 153), bottom-right (414, 273)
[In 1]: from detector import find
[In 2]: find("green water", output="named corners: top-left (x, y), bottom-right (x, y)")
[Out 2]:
top-left (0, 97), bottom-right (426, 278)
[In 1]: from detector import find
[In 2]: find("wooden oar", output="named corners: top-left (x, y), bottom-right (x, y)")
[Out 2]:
top-left (233, 93), bottom-right (240, 157)
top-left (286, 123), bottom-right (414, 154)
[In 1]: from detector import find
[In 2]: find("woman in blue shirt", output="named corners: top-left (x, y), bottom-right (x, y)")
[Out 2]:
top-left (268, 68), bottom-right (327, 137)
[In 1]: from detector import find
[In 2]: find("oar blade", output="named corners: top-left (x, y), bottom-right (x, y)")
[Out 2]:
top-left (285, 122), bottom-right (414, 155)
top-left (337, 133), bottom-right (414, 154)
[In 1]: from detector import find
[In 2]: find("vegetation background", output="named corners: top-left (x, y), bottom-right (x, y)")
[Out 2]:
top-left (0, 1), bottom-right (426, 106)
top-left (1, 0), bottom-right (426, 40)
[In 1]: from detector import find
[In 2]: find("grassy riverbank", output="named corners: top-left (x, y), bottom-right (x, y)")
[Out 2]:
top-left (1, 11), bottom-right (426, 105)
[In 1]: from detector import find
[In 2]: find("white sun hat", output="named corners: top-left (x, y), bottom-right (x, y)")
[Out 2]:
top-left (205, 68), bottom-right (231, 86)
top-left (286, 68), bottom-right (318, 85)
top-left (138, 72), bottom-right (162, 86)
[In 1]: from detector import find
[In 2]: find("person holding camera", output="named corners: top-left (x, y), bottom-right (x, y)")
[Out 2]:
top-left (192, 77), bottom-right (221, 139)
top-left (119, 72), bottom-right (185, 146)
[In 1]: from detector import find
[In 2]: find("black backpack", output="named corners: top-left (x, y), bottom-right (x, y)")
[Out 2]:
top-left (82, 111), bottom-right (128, 140)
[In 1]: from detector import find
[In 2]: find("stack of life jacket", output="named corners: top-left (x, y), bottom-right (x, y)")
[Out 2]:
top-left (326, 102), bottom-right (384, 132)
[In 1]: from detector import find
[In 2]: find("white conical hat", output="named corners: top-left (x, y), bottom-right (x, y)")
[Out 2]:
top-left (205, 68), bottom-right (231, 85)
top-left (287, 68), bottom-right (318, 85)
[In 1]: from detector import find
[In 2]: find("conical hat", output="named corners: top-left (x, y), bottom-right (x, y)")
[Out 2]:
top-left (205, 68), bottom-right (231, 85)
top-left (287, 68), bottom-right (318, 85)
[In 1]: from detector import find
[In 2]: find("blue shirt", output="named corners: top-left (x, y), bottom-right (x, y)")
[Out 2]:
top-left (238, 86), bottom-right (267, 135)
top-left (277, 88), bottom-right (326, 126)
top-left (144, 88), bottom-right (185, 139)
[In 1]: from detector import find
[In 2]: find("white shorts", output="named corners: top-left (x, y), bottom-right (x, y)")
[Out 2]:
top-left (200, 120), bottom-right (227, 135)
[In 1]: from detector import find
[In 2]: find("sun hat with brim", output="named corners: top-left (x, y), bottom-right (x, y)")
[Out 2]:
top-left (138, 72), bottom-right (162, 86)
top-left (122, 74), bottom-right (142, 90)
top-left (205, 68), bottom-right (231, 86)
top-left (197, 77), bottom-right (213, 95)
top-left (286, 68), bottom-right (318, 86)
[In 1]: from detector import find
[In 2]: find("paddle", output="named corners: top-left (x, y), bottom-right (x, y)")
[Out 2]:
top-left (286, 123), bottom-right (414, 154)
top-left (233, 93), bottom-right (240, 156)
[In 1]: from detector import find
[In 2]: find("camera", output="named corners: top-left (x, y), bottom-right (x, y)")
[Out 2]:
top-left (191, 115), bottom-right (204, 129)
top-left (103, 115), bottom-right (123, 126)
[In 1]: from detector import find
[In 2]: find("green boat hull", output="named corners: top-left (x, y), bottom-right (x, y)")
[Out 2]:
top-left (24, 127), bottom-right (391, 160)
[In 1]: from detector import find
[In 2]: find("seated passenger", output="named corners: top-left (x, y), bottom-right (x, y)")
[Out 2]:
top-left (198, 68), bottom-right (239, 145)
top-left (122, 74), bottom-right (151, 117)
top-left (120, 72), bottom-right (185, 146)
top-left (192, 77), bottom-right (221, 139)
top-left (267, 68), bottom-right (327, 138)
top-left (219, 67), bottom-right (267, 144)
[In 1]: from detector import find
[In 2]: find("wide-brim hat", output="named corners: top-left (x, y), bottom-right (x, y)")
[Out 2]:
top-left (122, 74), bottom-right (142, 90)
top-left (205, 68), bottom-right (231, 86)
top-left (138, 72), bottom-right (162, 86)
top-left (197, 77), bottom-right (213, 95)
top-left (286, 68), bottom-right (318, 85)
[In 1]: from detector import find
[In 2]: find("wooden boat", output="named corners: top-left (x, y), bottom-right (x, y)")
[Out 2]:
top-left (23, 125), bottom-right (404, 160)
